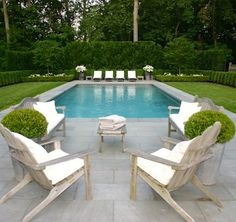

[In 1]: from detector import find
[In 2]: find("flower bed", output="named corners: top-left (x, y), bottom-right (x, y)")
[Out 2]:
top-left (22, 73), bottom-right (74, 82)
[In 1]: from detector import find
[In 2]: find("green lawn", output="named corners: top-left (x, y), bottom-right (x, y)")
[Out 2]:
top-left (166, 82), bottom-right (236, 113)
top-left (0, 82), bottom-right (64, 111)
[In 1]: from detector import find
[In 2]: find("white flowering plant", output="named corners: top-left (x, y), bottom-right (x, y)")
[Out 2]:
top-left (143, 65), bottom-right (154, 72)
top-left (75, 65), bottom-right (87, 72)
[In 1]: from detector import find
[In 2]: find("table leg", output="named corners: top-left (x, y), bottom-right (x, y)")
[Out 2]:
top-left (122, 135), bottom-right (125, 152)
top-left (99, 135), bottom-right (103, 152)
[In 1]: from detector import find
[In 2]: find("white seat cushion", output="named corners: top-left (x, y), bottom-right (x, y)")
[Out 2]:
top-left (47, 113), bottom-right (64, 134)
top-left (13, 132), bottom-right (84, 185)
top-left (137, 140), bottom-right (191, 185)
top-left (44, 149), bottom-right (84, 185)
top-left (93, 71), bottom-right (102, 79)
top-left (128, 71), bottom-right (136, 79)
top-left (169, 113), bottom-right (185, 134)
top-left (105, 71), bottom-right (113, 79)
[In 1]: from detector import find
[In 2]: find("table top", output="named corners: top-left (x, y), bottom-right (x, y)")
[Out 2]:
top-left (97, 125), bottom-right (127, 135)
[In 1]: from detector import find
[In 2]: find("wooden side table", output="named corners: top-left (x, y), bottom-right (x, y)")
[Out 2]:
top-left (86, 76), bottom-right (92, 80)
top-left (97, 125), bottom-right (127, 152)
top-left (137, 76), bottom-right (144, 80)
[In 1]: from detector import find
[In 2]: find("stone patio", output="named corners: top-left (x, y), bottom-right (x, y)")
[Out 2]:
top-left (0, 81), bottom-right (235, 222)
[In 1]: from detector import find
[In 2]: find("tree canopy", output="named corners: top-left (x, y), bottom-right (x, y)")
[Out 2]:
top-left (1, 0), bottom-right (236, 64)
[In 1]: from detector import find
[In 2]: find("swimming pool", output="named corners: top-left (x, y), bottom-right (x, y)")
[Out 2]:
top-left (54, 84), bottom-right (180, 118)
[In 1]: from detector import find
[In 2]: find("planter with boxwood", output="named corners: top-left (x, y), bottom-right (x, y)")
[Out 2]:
top-left (185, 110), bottom-right (235, 185)
top-left (1, 109), bottom-right (48, 139)
top-left (1, 109), bottom-right (48, 181)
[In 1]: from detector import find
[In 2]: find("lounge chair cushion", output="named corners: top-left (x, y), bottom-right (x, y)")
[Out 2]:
top-left (44, 149), bottom-right (84, 184)
top-left (13, 132), bottom-right (84, 185)
top-left (47, 113), bottom-right (64, 134)
top-left (137, 140), bottom-right (191, 185)
top-left (33, 101), bottom-right (58, 122)
top-left (178, 101), bottom-right (201, 121)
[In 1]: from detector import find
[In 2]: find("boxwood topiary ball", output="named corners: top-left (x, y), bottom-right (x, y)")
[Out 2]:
top-left (185, 110), bottom-right (235, 143)
top-left (1, 109), bottom-right (48, 138)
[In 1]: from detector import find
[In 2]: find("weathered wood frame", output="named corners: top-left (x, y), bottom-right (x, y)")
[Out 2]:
top-left (168, 96), bottom-right (224, 139)
top-left (0, 124), bottom-right (95, 222)
top-left (126, 123), bottom-right (223, 222)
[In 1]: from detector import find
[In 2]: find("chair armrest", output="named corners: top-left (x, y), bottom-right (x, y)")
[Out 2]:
top-left (125, 148), bottom-right (212, 171)
top-left (168, 106), bottom-right (180, 115)
top-left (36, 148), bottom-right (97, 170)
top-left (39, 137), bottom-right (64, 146)
top-left (161, 137), bottom-right (182, 149)
top-left (125, 148), bottom-right (180, 168)
top-left (11, 148), bottom-right (96, 170)
top-left (56, 106), bottom-right (66, 114)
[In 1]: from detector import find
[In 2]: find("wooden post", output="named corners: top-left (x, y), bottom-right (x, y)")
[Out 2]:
top-left (133, 0), bottom-right (139, 42)
top-left (130, 155), bottom-right (138, 200)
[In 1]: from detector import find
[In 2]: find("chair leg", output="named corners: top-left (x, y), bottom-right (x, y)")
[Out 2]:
top-left (130, 155), bottom-right (138, 200)
top-left (153, 185), bottom-right (195, 222)
top-left (63, 119), bottom-right (66, 137)
top-left (168, 119), bottom-right (171, 137)
top-left (84, 155), bottom-right (92, 200)
top-left (23, 171), bottom-right (84, 222)
top-left (0, 173), bottom-right (32, 204)
top-left (191, 175), bottom-right (223, 208)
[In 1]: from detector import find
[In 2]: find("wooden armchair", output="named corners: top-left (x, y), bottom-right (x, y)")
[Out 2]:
top-left (12, 97), bottom-right (66, 139)
top-left (0, 123), bottom-right (95, 222)
top-left (168, 96), bottom-right (224, 139)
top-left (126, 122), bottom-right (223, 222)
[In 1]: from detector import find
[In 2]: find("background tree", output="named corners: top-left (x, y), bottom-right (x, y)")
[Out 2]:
top-left (164, 37), bottom-right (196, 73)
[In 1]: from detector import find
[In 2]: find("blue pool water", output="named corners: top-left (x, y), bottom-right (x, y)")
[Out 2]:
top-left (54, 84), bottom-right (180, 118)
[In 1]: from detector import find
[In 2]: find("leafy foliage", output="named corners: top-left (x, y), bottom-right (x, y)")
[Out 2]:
top-left (185, 110), bottom-right (235, 143)
top-left (156, 75), bottom-right (209, 82)
top-left (33, 40), bottom-right (65, 73)
top-left (164, 37), bottom-right (196, 73)
top-left (1, 109), bottom-right (48, 138)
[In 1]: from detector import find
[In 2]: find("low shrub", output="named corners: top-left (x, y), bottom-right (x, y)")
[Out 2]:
top-left (185, 110), bottom-right (235, 143)
top-left (1, 109), bottom-right (48, 138)
top-left (155, 75), bottom-right (209, 82)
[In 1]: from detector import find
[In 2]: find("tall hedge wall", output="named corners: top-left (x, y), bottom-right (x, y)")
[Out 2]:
top-left (0, 70), bottom-right (32, 87)
top-left (64, 41), bottom-right (163, 69)
top-left (5, 50), bottom-right (35, 71)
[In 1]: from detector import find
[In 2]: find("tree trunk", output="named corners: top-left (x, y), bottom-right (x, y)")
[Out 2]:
top-left (133, 0), bottom-right (139, 42)
top-left (2, 0), bottom-right (10, 45)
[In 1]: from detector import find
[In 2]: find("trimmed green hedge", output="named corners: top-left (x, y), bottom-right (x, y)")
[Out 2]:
top-left (155, 75), bottom-right (209, 82)
top-left (64, 41), bottom-right (163, 69)
top-left (206, 71), bottom-right (236, 87)
top-left (0, 70), bottom-right (32, 86)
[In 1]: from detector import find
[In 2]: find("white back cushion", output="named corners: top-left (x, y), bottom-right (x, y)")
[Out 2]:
top-left (13, 132), bottom-right (48, 163)
top-left (138, 140), bottom-right (192, 185)
top-left (178, 101), bottom-right (201, 121)
top-left (33, 101), bottom-right (58, 121)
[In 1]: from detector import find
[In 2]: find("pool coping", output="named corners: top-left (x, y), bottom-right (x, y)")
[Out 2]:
top-left (1, 80), bottom-right (236, 122)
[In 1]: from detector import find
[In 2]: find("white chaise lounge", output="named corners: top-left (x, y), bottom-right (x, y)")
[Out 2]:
top-left (93, 71), bottom-right (102, 81)
top-left (116, 70), bottom-right (125, 81)
top-left (128, 70), bottom-right (137, 81)
top-left (105, 71), bottom-right (114, 81)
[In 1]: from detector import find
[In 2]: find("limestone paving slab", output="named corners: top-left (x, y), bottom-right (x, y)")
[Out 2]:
top-left (0, 81), bottom-right (235, 221)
